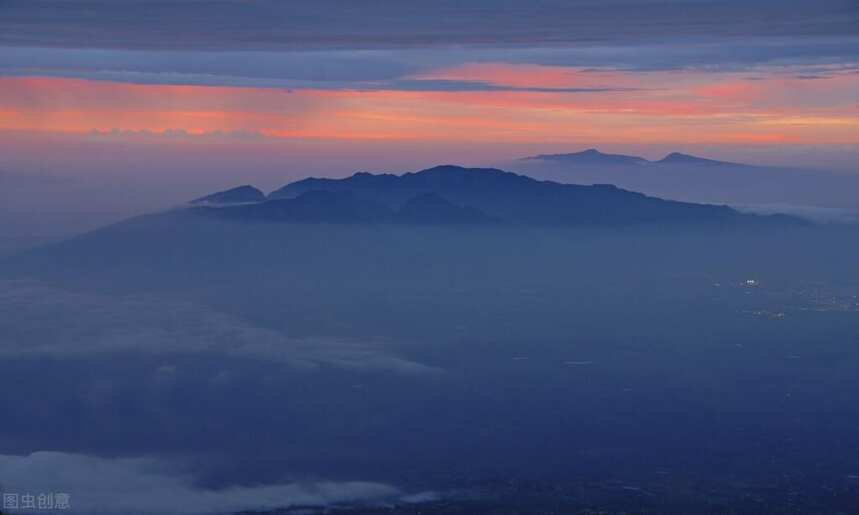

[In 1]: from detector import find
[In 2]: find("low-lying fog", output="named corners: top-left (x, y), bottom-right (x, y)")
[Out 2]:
top-left (2, 213), bottom-right (859, 513)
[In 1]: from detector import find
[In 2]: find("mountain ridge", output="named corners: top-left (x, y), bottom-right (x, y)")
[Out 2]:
top-left (657, 152), bottom-right (742, 166)
top-left (522, 148), bottom-right (649, 166)
top-left (192, 184), bottom-right (266, 204)
top-left (193, 164), bottom-right (798, 227)
top-left (521, 149), bottom-right (747, 167)
top-left (192, 189), bottom-right (499, 226)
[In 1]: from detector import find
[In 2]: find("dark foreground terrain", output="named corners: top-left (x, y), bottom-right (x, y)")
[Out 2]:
top-left (245, 475), bottom-right (859, 515)
top-left (2, 203), bottom-right (858, 515)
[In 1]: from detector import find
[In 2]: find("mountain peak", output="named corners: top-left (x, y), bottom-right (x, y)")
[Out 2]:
top-left (183, 162), bottom-right (803, 227)
top-left (524, 148), bottom-right (648, 165)
top-left (658, 152), bottom-right (738, 166)
top-left (412, 164), bottom-right (472, 175)
top-left (192, 185), bottom-right (265, 205)
top-left (258, 164), bottom-right (763, 227)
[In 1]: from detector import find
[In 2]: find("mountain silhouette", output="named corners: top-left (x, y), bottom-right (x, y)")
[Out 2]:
top-left (522, 149), bottom-right (748, 168)
top-left (194, 190), bottom-right (393, 223)
top-left (656, 152), bottom-right (742, 167)
top-left (397, 192), bottom-right (496, 225)
top-left (523, 148), bottom-right (648, 166)
top-left (193, 188), bottom-right (499, 225)
top-left (260, 164), bottom-right (788, 226)
top-left (514, 149), bottom-right (859, 211)
top-left (191, 185), bottom-right (265, 204)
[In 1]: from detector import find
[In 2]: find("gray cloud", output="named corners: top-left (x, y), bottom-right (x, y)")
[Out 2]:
top-left (1, 0), bottom-right (857, 51)
top-left (0, 47), bottom-right (422, 84)
top-left (0, 280), bottom-right (440, 375)
top-left (3, 40), bottom-right (857, 91)
top-left (0, 451), bottom-right (405, 514)
top-left (0, 66), bottom-right (634, 93)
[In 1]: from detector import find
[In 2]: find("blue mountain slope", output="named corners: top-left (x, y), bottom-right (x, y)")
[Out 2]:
top-left (522, 148), bottom-right (649, 166)
top-left (191, 185), bottom-right (266, 204)
top-left (656, 152), bottom-right (743, 167)
top-left (267, 165), bottom-right (751, 226)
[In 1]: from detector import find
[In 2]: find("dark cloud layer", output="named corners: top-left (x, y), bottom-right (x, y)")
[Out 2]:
top-left (2, 40), bottom-right (858, 92)
top-left (2, 0), bottom-right (857, 51)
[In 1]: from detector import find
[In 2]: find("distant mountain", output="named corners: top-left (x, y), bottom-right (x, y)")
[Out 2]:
top-left (523, 148), bottom-right (648, 166)
top-left (259, 164), bottom-right (787, 226)
top-left (514, 149), bottom-right (859, 212)
top-left (192, 185), bottom-right (265, 204)
top-left (522, 149), bottom-right (748, 168)
top-left (656, 152), bottom-right (742, 167)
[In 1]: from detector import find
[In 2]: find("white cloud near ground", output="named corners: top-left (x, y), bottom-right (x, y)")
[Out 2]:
top-left (0, 280), bottom-right (440, 375)
top-left (0, 451), bottom-right (403, 514)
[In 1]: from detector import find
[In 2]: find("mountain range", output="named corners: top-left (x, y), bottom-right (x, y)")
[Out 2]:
top-left (513, 149), bottom-right (859, 213)
top-left (524, 149), bottom-right (650, 166)
top-left (522, 148), bottom-right (743, 167)
top-left (189, 164), bottom-right (794, 227)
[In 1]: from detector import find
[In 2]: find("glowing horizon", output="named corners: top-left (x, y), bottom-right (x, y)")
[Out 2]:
top-left (2, 64), bottom-right (857, 146)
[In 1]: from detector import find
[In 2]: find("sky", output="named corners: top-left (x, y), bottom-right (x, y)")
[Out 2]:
top-left (1, 0), bottom-right (857, 159)
top-left (1, 0), bottom-right (859, 250)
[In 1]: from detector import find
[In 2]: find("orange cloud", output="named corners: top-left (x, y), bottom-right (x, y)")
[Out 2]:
top-left (1, 72), bottom-right (857, 146)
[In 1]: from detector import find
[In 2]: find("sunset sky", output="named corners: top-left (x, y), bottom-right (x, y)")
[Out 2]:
top-left (2, 1), bottom-right (858, 162)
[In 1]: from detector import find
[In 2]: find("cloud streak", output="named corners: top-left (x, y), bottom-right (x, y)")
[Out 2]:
top-left (2, 41), bottom-right (858, 91)
top-left (0, 280), bottom-right (440, 375)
